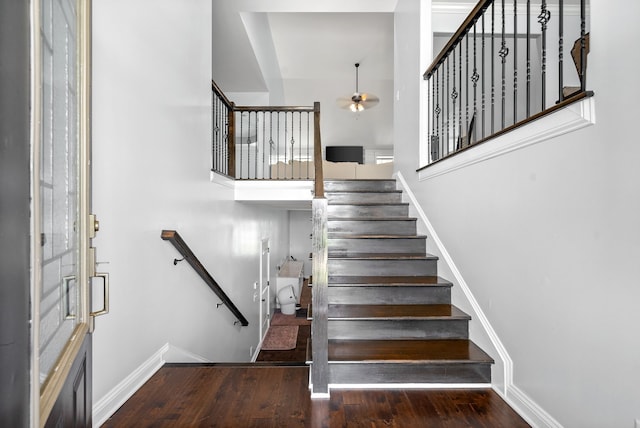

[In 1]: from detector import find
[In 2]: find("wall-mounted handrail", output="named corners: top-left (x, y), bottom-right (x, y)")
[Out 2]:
top-left (161, 230), bottom-right (249, 326)
top-left (422, 0), bottom-right (591, 166)
top-left (211, 80), bottom-right (320, 180)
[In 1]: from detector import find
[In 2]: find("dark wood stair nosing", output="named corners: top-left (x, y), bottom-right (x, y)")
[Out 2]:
top-left (328, 217), bottom-right (417, 221)
top-left (327, 275), bottom-right (452, 286)
top-left (308, 304), bottom-right (471, 321)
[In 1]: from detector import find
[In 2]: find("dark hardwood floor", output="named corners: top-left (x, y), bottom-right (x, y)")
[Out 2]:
top-left (102, 365), bottom-right (530, 427)
top-left (102, 283), bottom-right (530, 427)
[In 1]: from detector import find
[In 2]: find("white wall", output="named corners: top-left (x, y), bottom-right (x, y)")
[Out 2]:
top-left (91, 0), bottom-right (290, 409)
top-left (394, 0), bottom-right (640, 426)
top-left (283, 78), bottom-right (394, 153)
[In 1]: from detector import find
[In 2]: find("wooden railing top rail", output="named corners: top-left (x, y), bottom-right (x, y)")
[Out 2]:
top-left (211, 80), bottom-right (234, 109)
top-left (424, 0), bottom-right (492, 79)
top-left (161, 230), bottom-right (249, 326)
top-left (233, 105), bottom-right (316, 113)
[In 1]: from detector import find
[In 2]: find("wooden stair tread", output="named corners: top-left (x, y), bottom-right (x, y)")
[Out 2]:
top-left (327, 339), bottom-right (494, 364)
top-left (329, 275), bottom-right (451, 286)
top-left (327, 304), bottom-right (470, 320)
top-left (328, 233), bottom-right (424, 239)
top-left (325, 179), bottom-right (396, 182)
top-left (328, 216), bottom-right (416, 221)
top-left (326, 190), bottom-right (403, 194)
top-left (328, 202), bottom-right (409, 206)
top-left (328, 234), bottom-right (427, 239)
top-left (328, 253), bottom-right (432, 260)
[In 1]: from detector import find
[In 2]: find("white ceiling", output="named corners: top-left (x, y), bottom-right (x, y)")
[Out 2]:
top-left (267, 13), bottom-right (394, 82)
top-left (212, 1), bottom-right (397, 94)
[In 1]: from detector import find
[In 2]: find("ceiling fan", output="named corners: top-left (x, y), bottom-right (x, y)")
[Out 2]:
top-left (337, 63), bottom-right (379, 112)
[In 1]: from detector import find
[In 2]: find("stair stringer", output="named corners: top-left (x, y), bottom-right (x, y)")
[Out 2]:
top-left (395, 171), bottom-right (562, 428)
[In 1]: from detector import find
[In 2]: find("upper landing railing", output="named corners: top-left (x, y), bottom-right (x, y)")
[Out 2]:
top-left (422, 0), bottom-right (592, 165)
top-left (212, 80), bottom-right (321, 181)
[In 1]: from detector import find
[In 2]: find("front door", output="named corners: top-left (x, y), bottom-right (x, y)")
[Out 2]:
top-left (33, 0), bottom-right (105, 426)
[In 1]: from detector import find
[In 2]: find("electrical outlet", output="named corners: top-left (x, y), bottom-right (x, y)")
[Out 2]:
top-left (253, 281), bottom-right (257, 290)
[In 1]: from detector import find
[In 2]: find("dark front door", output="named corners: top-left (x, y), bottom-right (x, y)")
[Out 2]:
top-left (36, 0), bottom-right (102, 426)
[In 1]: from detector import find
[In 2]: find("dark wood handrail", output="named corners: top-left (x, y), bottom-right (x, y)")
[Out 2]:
top-left (161, 230), bottom-right (249, 326)
top-left (233, 105), bottom-right (316, 113)
top-left (211, 80), bottom-right (234, 109)
top-left (423, 0), bottom-right (492, 79)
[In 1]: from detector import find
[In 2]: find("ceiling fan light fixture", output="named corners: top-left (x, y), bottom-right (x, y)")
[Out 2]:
top-left (337, 63), bottom-right (380, 112)
top-left (349, 102), bottom-right (364, 112)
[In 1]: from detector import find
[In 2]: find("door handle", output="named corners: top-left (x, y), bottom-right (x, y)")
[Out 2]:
top-left (90, 272), bottom-right (110, 317)
top-left (62, 275), bottom-right (76, 320)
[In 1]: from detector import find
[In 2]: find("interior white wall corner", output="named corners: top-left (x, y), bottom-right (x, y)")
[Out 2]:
top-left (240, 12), bottom-right (286, 105)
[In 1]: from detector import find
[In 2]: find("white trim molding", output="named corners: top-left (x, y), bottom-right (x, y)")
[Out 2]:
top-left (395, 171), bottom-right (564, 428)
top-left (419, 97), bottom-right (596, 181)
top-left (499, 385), bottom-right (564, 428)
top-left (396, 172), bottom-right (513, 388)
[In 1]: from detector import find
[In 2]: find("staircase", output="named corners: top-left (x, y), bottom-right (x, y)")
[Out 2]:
top-left (310, 178), bottom-right (493, 387)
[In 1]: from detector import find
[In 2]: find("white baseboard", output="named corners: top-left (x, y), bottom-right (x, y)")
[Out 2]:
top-left (395, 171), bottom-right (513, 386)
top-left (93, 343), bottom-right (210, 427)
top-left (395, 172), bottom-right (566, 428)
top-left (93, 344), bottom-right (168, 427)
top-left (498, 385), bottom-right (564, 428)
top-left (163, 344), bottom-right (210, 363)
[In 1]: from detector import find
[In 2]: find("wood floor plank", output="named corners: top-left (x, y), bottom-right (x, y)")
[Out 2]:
top-left (101, 366), bottom-right (530, 427)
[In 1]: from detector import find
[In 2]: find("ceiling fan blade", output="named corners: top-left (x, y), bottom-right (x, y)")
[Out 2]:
top-left (360, 93), bottom-right (379, 109)
top-left (336, 97), bottom-right (355, 109)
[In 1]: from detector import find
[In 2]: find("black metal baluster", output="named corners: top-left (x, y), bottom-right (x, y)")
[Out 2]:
top-left (441, 67), bottom-right (445, 156)
top-left (472, 21), bottom-right (479, 145)
top-left (539, 0), bottom-right (550, 110)
top-left (526, 0), bottom-right (531, 117)
top-left (446, 56), bottom-right (450, 155)
top-left (491, 1), bottom-right (495, 135)
top-left (435, 70), bottom-right (440, 160)
top-left (427, 75), bottom-right (431, 162)
top-left (559, 0), bottom-right (564, 102)
top-left (465, 33), bottom-right (469, 146)
top-left (306, 111), bottom-right (310, 178)
top-left (453, 53), bottom-right (458, 151)
top-left (513, 0), bottom-right (518, 124)
top-left (431, 75), bottom-right (437, 162)
top-left (224, 106), bottom-right (229, 176)
top-left (285, 111), bottom-right (289, 177)
top-left (262, 112), bottom-right (267, 179)
top-left (250, 112), bottom-right (254, 179)
top-left (290, 111), bottom-right (295, 178)
top-left (298, 111), bottom-right (302, 178)
top-left (500, 0), bottom-right (508, 130)
top-left (277, 112), bottom-right (281, 177)
top-left (453, 45), bottom-right (462, 148)
top-left (482, 12), bottom-right (486, 139)
top-left (580, 0), bottom-right (586, 91)
top-left (269, 112), bottom-right (274, 178)
top-left (236, 113), bottom-right (244, 179)
top-left (214, 96), bottom-right (218, 172)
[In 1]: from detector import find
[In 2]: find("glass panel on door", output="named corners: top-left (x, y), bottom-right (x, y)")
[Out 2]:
top-left (39, 0), bottom-right (81, 386)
